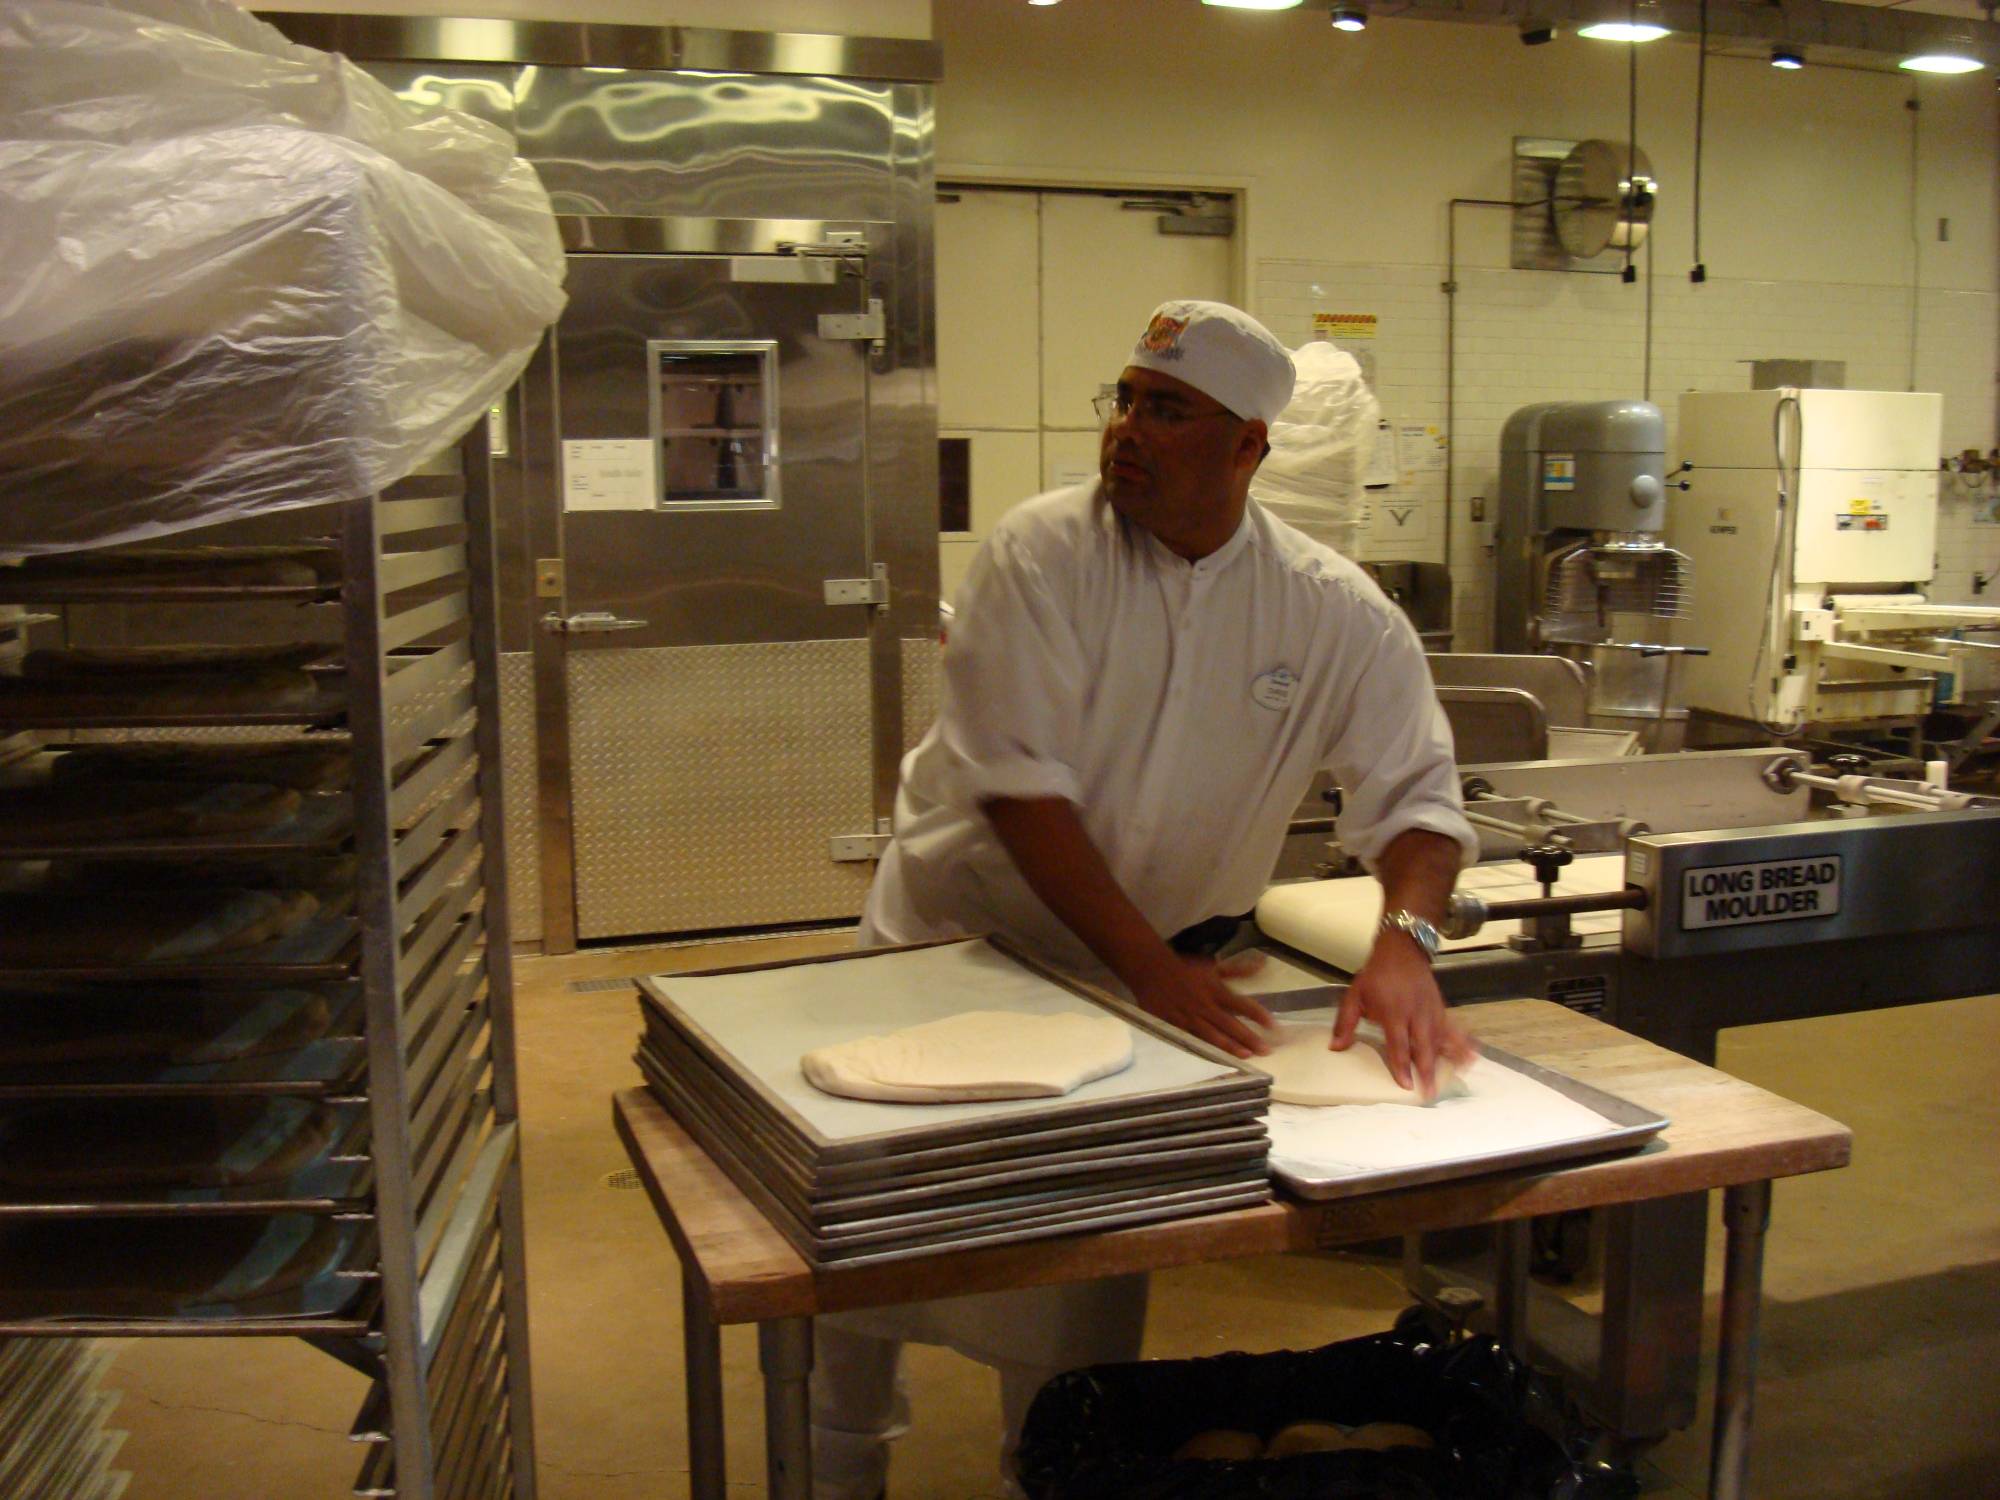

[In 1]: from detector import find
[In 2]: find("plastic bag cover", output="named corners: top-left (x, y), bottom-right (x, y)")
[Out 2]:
top-left (0, 0), bottom-right (568, 554)
top-left (1016, 1328), bottom-right (1640, 1500)
top-left (1249, 342), bottom-right (1380, 558)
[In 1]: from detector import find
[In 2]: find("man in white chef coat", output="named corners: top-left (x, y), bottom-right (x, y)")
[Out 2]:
top-left (811, 300), bottom-right (1479, 1500)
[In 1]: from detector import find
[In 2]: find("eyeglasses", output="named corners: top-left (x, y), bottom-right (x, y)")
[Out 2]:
top-left (1093, 391), bottom-right (1240, 428)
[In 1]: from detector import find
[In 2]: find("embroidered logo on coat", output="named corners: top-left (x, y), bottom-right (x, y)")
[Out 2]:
top-left (1141, 314), bottom-right (1188, 358)
top-left (1251, 667), bottom-right (1297, 712)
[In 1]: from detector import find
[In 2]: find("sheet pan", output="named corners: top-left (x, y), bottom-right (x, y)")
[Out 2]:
top-left (637, 936), bottom-right (1267, 1160)
top-left (637, 1046), bottom-right (1265, 1224)
top-left (1259, 1009), bottom-right (1668, 1201)
top-left (639, 1019), bottom-right (1264, 1193)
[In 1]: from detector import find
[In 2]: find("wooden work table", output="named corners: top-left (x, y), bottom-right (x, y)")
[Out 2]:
top-left (614, 998), bottom-right (1851, 1500)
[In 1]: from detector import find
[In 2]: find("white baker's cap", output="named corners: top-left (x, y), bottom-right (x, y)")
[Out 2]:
top-left (1125, 300), bottom-right (1296, 426)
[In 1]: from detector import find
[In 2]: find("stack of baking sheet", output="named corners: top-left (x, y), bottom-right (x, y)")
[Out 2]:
top-left (636, 937), bottom-right (1273, 1268)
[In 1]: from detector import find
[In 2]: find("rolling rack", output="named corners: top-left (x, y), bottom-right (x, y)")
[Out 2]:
top-left (0, 429), bottom-right (535, 1499)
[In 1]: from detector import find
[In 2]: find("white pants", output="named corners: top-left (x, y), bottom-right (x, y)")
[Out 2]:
top-left (808, 1277), bottom-right (1149, 1500)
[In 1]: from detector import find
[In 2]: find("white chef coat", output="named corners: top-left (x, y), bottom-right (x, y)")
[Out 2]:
top-left (863, 481), bottom-right (1476, 981)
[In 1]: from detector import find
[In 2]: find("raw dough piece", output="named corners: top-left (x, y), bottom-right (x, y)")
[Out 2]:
top-left (1249, 1021), bottom-right (1467, 1107)
top-left (1343, 1422), bottom-right (1434, 1452)
top-left (1264, 1421), bottom-right (1353, 1457)
top-left (1173, 1429), bottom-right (1264, 1462)
top-left (800, 1010), bottom-right (1134, 1103)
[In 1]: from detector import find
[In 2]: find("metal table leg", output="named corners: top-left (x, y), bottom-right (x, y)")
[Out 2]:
top-left (1708, 1180), bottom-right (1772, 1500)
top-left (683, 1275), bottom-right (726, 1500)
top-left (1492, 1218), bottom-right (1533, 1358)
top-left (760, 1317), bottom-right (815, 1500)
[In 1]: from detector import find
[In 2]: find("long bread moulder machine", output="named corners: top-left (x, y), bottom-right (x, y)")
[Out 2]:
top-left (1250, 746), bottom-right (2000, 1450)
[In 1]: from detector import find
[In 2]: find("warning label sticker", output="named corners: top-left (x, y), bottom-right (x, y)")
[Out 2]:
top-left (1680, 855), bottom-right (1842, 930)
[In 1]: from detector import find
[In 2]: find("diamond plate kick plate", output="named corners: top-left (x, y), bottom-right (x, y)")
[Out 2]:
top-left (568, 640), bottom-right (875, 938)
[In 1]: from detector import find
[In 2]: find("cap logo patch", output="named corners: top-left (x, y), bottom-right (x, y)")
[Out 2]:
top-left (1140, 314), bottom-right (1188, 358)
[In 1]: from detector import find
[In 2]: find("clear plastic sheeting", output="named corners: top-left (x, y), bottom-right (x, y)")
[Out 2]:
top-left (0, 0), bottom-right (568, 554)
top-left (1249, 342), bottom-right (1379, 558)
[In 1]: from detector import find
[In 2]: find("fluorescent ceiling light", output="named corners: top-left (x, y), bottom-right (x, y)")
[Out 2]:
top-left (1578, 21), bottom-right (1670, 41)
top-left (1899, 52), bottom-right (1983, 74)
top-left (1201, 0), bottom-right (1306, 10)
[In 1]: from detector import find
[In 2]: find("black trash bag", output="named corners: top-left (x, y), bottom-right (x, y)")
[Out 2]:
top-left (1015, 1325), bottom-right (1641, 1500)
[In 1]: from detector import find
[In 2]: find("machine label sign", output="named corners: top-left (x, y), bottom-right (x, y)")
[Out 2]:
top-left (1680, 855), bottom-right (1842, 930)
top-left (1542, 454), bottom-right (1577, 492)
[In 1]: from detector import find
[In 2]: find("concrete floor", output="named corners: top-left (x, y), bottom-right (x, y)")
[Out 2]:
top-left (95, 933), bottom-right (2000, 1498)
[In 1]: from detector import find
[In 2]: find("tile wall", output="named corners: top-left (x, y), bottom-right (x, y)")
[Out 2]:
top-left (1256, 259), bottom-right (1999, 652)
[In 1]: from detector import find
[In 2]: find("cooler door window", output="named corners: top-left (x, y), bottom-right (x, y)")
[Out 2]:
top-left (649, 339), bottom-right (779, 510)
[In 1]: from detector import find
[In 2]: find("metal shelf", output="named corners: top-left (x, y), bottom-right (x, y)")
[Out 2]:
top-left (0, 683), bottom-right (349, 732)
top-left (0, 913), bottom-right (360, 985)
top-left (0, 791), bottom-right (353, 860)
top-left (0, 432), bottom-right (535, 1498)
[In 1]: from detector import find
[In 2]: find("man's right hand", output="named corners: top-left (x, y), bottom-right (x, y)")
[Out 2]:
top-left (1131, 953), bottom-right (1274, 1058)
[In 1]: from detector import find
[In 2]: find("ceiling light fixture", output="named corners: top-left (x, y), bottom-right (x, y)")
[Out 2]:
top-left (1201, 0), bottom-right (1306, 10)
top-left (1519, 20), bottom-right (1557, 45)
top-left (1331, 6), bottom-right (1368, 32)
top-left (1579, 1), bottom-right (1669, 43)
top-left (1770, 45), bottom-right (1803, 69)
top-left (1578, 19), bottom-right (1670, 42)
top-left (1899, 52), bottom-right (1983, 74)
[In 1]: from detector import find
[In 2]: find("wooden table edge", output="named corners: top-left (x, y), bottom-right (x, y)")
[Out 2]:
top-left (612, 1084), bottom-right (1850, 1326)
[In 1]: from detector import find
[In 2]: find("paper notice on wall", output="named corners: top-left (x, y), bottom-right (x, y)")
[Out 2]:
top-left (1313, 311), bottom-right (1379, 388)
top-left (1364, 420), bottom-right (1398, 489)
top-left (1398, 424), bottom-right (1446, 474)
top-left (564, 439), bottom-right (657, 512)
top-left (1371, 500), bottom-right (1431, 544)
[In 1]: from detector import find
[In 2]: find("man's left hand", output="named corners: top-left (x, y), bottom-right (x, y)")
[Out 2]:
top-left (1331, 935), bottom-right (1476, 1098)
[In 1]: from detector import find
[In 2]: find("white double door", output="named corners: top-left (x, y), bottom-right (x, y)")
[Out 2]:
top-left (934, 186), bottom-right (1236, 603)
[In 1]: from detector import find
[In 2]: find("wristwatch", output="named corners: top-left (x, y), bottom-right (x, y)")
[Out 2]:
top-left (1378, 908), bottom-right (1442, 963)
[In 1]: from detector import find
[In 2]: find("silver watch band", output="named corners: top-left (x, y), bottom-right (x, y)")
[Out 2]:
top-left (1378, 908), bottom-right (1442, 961)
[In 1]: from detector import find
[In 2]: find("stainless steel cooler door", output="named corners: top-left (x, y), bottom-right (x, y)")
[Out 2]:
top-left (549, 253), bottom-right (877, 940)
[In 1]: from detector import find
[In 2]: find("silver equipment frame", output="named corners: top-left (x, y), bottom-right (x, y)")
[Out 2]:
top-left (0, 430), bottom-right (535, 1500)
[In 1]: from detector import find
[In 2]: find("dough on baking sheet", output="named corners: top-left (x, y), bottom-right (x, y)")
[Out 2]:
top-left (800, 1009), bottom-right (1134, 1103)
top-left (1249, 1021), bottom-right (1467, 1107)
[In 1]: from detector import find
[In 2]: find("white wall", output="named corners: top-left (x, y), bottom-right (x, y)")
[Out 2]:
top-left (262, 0), bottom-right (929, 39)
top-left (935, 0), bottom-right (2000, 645)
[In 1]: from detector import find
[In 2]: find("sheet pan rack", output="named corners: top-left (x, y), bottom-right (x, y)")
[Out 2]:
top-left (0, 429), bottom-right (535, 1499)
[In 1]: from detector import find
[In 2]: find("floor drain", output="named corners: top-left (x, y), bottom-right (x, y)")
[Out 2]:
top-left (602, 1168), bottom-right (643, 1191)
top-left (570, 976), bottom-right (641, 994)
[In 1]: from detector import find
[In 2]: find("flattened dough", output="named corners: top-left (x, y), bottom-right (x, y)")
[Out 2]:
top-left (1250, 1021), bottom-right (1467, 1107)
top-left (800, 1010), bottom-right (1134, 1103)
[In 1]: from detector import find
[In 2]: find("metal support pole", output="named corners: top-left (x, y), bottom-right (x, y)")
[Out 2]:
top-left (1708, 1179), bottom-right (1772, 1500)
top-left (1493, 1218), bottom-right (1533, 1357)
top-left (759, 1317), bottom-right (815, 1500)
top-left (683, 1274), bottom-right (726, 1500)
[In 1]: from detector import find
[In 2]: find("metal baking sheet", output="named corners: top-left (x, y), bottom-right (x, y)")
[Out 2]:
top-left (0, 792), bottom-right (352, 860)
top-left (0, 685), bottom-right (349, 732)
top-left (0, 578), bottom-right (339, 605)
top-left (816, 1168), bottom-right (1264, 1248)
top-left (818, 1186), bottom-right (1272, 1268)
top-left (637, 937), bottom-right (1268, 1161)
top-left (0, 913), bottom-right (359, 985)
top-left (1260, 1011), bottom-right (1668, 1201)
top-left (646, 1055), bottom-right (1269, 1266)
top-left (639, 1018), bottom-right (1264, 1192)
top-left (637, 1046), bottom-right (1264, 1222)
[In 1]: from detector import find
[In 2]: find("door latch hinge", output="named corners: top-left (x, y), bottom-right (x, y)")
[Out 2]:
top-left (829, 817), bottom-right (893, 863)
top-left (823, 562), bottom-right (889, 610)
top-left (818, 298), bottom-right (886, 345)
